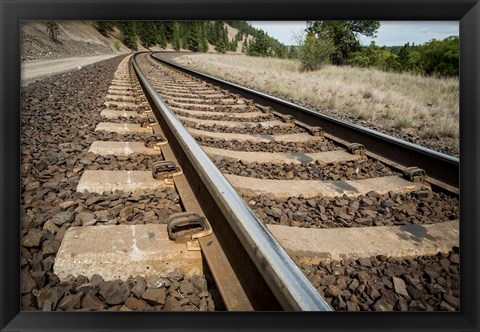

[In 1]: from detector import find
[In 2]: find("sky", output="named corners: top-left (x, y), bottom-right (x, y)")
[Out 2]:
top-left (248, 21), bottom-right (459, 46)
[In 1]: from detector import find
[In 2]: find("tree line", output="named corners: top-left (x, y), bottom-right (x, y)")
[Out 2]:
top-left (95, 20), bottom-right (459, 77)
top-left (349, 37), bottom-right (459, 76)
top-left (295, 21), bottom-right (459, 77)
top-left (96, 20), bottom-right (288, 58)
top-left (96, 20), bottom-right (280, 55)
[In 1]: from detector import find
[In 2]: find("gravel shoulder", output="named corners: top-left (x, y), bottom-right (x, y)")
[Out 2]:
top-left (21, 54), bottom-right (128, 87)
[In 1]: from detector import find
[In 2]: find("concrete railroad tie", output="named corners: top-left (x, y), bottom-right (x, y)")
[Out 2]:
top-left (88, 141), bottom-right (161, 156)
top-left (268, 219), bottom-right (459, 265)
top-left (95, 122), bottom-right (153, 134)
top-left (225, 174), bottom-right (421, 200)
top-left (54, 224), bottom-right (202, 281)
top-left (202, 146), bottom-right (360, 165)
top-left (76, 170), bottom-right (173, 194)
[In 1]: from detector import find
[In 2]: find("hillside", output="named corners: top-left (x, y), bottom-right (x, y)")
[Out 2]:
top-left (21, 21), bottom-right (130, 61)
top-left (21, 21), bottom-right (259, 61)
top-left (223, 22), bottom-right (253, 53)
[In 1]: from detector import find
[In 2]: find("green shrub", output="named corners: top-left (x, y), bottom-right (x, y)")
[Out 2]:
top-left (298, 34), bottom-right (334, 71)
top-left (414, 36), bottom-right (459, 77)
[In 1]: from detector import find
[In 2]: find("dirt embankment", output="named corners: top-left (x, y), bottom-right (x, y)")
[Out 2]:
top-left (21, 21), bottom-right (130, 62)
top-left (21, 21), bottom-right (249, 62)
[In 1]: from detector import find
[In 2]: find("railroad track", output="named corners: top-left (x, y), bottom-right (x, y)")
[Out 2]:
top-left (21, 52), bottom-right (459, 312)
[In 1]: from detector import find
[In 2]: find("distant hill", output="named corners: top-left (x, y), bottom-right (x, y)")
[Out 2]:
top-left (96, 21), bottom-right (268, 54)
top-left (21, 21), bottom-right (287, 61)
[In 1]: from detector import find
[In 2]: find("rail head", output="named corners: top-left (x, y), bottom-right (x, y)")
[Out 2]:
top-left (131, 53), bottom-right (332, 311)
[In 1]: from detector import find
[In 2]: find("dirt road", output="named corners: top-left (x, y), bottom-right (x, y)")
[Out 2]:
top-left (21, 53), bottom-right (127, 86)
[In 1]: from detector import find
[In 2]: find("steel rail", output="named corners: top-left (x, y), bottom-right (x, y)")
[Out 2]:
top-left (132, 54), bottom-right (332, 311)
top-left (151, 52), bottom-right (459, 192)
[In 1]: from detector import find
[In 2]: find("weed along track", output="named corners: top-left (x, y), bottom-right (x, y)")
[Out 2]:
top-left (20, 52), bottom-right (460, 312)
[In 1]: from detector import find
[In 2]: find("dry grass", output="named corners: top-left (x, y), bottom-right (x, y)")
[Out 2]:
top-left (175, 54), bottom-right (459, 140)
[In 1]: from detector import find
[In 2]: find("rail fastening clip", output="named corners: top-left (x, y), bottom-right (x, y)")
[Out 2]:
top-left (152, 160), bottom-right (183, 185)
top-left (282, 115), bottom-right (295, 123)
top-left (167, 212), bottom-right (213, 250)
top-left (346, 143), bottom-right (366, 155)
top-left (404, 166), bottom-right (427, 183)
top-left (145, 134), bottom-right (168, 150)
top-left (140, 117), bottom-right (155, 128)
top-left (257, 104), bottom-right (273, 114)
top-left (308, 126), bottom-right (324, 136)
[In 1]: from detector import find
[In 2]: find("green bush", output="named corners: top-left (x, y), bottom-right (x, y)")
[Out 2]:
top-left (413, 36), bottom-right (459, 77)
top-left (350, 42), bottom-right (401, 72)
top-left (348, 36), bottom-right (459, 77)
top-left (298, 34), bottom-right (334, 71)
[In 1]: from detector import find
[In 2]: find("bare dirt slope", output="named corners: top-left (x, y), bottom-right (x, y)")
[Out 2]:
top-left (21, 21), bottom-right (129, 61)
top-left (224, 22), bottom-right (252, 53)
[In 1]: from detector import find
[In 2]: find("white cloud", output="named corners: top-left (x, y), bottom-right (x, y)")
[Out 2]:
top-left (249, 21), bottom-right (307, 45)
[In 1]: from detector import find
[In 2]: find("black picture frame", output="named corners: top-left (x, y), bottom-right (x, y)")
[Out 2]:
top-left (1, 0), bottom-right (479, 331)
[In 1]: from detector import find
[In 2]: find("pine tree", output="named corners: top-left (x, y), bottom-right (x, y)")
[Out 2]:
top-left (96, 21), bottom-right (114, 37)
top-left (246, 30), bottom-right (272, 56)
top-left (213, 21), bottom-right (224, 44)
top-left (172, 22), bottom-right (181, 51)
top-left (200, 22), bottom-right (209, 52)
top-left (235, 31), bottom-right (243, 42)
top-left (398, 43), bottom-right (412, 72)
top-left (137, 21), bottom-right (157, 49)
top-left (163, 21), bottom-right (175, 43)
top-left (242, 38), bottom-right (248, 53)
top-left (155, 22), bottom-right (168, 48)
top-left (118, 21), bottom-right (137, 50)
top-left (184, 21), bottom-right (208, 52)
top-left (206, 21), bottom-right (216, 45)
top-left (177, 22), bottom-right (188, 50)
top-left (229, 38), bottom-right (238, 52)
top-left (213, 25), bottom-right (229, 53)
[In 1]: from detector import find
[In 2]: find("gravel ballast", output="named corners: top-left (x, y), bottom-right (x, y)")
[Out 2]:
top-left (195, 136), bottom-right (340, 153)
top-left (20, 56), bottom-right (218, 311)
top-left (301, 248), bottom-right (460, 311)
top-left (243, 189), bottom-right (459, 228)
top-left (182, 122), bottom-right (306, 135)
top-left (214, 158), bottom-right (398, 181)
top-left (21, 270), bottom-right (221, 311)
top-left (174, 112), bottom-right (275, 122)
